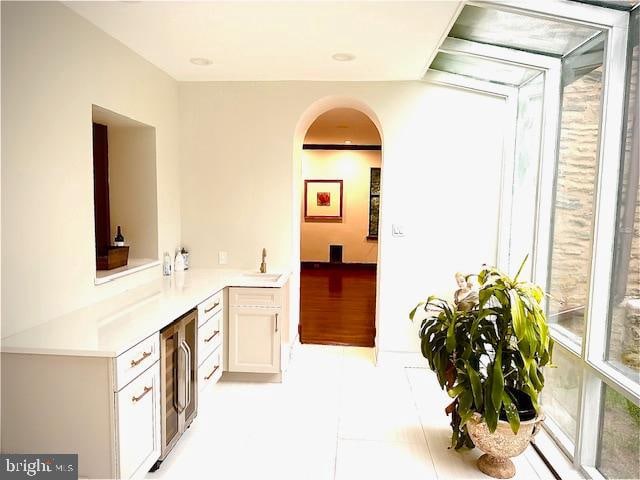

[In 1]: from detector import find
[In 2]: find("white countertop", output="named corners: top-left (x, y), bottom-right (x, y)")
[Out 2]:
top-left (1, 268), bottom-right (290, 358)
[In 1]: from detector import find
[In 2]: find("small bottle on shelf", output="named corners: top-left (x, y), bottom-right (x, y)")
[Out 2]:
top-left (114, 226), bottom-right (125, 247)
top-left (181, 247), bottom-right (190, 270)
top-left (163, 252), bottom-right (172, 276)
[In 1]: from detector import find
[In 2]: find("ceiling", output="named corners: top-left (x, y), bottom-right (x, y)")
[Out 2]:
top-left (66, 1), bottom-right (461, 82)
top-left (304, 108), bottom-right (381, 145)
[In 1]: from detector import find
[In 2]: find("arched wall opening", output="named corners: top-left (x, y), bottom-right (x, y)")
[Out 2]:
top-left (291, 96), bottom-right (385, 356)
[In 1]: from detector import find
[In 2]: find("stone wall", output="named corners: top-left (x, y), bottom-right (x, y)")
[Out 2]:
top-left (548, 66), bottom-right (603, 338)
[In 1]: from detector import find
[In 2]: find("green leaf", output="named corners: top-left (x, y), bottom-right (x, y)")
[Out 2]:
top-left (466, 362), bottom-right (483, 410)
top-left (446, 313), bottom-right (457, 353)
top-left (447, 383), bottom-right (465, 398)
top-left (509, 290), bottom-right (526, 340)
top-left (502, 391), bottom-right (520, 434)
top-left (529, 362), bottom-right (543, 391)
top-left (513, 254), bottom-right (529, 283)
top-left (421, 337), bottom-right (432, 363)
top-left (458, 390), bottom-right (474, 426)
top-left (491, 345), bottom-right (504, 411)
top-left (409, 302), bottom-right (425, 321)
top-left (484, 380), bottom-right (498, 433)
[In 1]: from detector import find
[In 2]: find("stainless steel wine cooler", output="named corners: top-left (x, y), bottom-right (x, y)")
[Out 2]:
top-left (155, 309), bottom-right (198, 467)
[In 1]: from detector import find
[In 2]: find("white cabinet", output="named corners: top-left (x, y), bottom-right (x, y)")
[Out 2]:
top-left (114, 333), bottom-right (159, 391)
top-left (228, 306), bottom-right (281, 373)
top-left (115, 363), bottom-right (161, 480)
top-left (197, 291), bottom-right (225, 399)
top-left (198, 346), bottom-right (223, 391)
top-left (228, 287), bottom-right (286, 374)
top-left (1, 335), bottom-right (162, 480)
top-left (198, 310), bottom-right (222, 366)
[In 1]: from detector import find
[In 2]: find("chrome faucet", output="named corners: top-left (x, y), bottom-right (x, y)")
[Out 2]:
top-left (260, 248), bottom-right (267, 273)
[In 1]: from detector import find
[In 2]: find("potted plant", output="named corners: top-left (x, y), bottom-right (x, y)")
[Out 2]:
top-left (410, 257), bottom-right (553, 479)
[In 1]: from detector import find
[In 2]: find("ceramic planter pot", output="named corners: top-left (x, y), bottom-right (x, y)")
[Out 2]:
top-left (466, 412), bottom-right (544, 479)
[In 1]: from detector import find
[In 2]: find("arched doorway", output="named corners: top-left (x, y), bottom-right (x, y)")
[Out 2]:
top-left (296, 105), bottom-right (383, 348)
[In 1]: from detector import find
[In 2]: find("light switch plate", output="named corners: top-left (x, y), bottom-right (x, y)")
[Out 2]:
top-left (392, 224), bottom-right (405, 237)
top-left (218, 251), bottom-right (228, 265)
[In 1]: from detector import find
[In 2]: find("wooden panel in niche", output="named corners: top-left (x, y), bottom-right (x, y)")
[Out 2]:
top-left (92, 123), bottom-right (110, 256)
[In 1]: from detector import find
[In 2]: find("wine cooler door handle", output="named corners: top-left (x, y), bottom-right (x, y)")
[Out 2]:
top-left (177, 341), bottom-right (188, 413)
top-left (183, 340), bottom-right (192, 410)
top-left (172, 348), bottom-right (179, 412)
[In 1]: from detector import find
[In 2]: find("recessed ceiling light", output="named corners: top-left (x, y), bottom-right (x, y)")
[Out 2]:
top-left (332, 53), bottom-right (356, 62)
top-left (344, 140), bottom-right (352, 145)
top-left (190, 57), bottom-right (213, 66)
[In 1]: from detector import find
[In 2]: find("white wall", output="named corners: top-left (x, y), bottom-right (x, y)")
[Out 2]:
top-left (301, 149), bottom-right (380, 264)
top-left (109, 126), bottom-right (159, 261)
top-left (1, 2), bottom-right (181, 337)
top-left (180, 82), bottom-right (506, 353)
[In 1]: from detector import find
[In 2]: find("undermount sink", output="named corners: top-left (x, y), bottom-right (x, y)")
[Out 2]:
top-left (242, 273), bottom-right (283, 283)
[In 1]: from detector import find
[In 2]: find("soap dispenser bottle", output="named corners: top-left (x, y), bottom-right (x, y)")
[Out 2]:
top-left (174, 250), bottom-right (185, 272)
top-left (163, 252), bottom-right (172, 276)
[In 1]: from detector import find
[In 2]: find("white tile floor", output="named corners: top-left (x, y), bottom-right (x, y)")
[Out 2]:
top-left (146, 344), bottom-right (555, 480)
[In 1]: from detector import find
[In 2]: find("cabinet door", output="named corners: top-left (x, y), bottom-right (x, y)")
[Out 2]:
top-left (116, 363), bottom-right (160, 480)
top-left (228, 307), bottom-right (281, 373)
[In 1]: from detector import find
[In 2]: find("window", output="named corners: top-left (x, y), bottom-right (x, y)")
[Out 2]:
top-left (606, 9), bottom-right (639, 383)
top-left (597, 385), bottom-right (640, 479)
top-left (546, 34), bottom-right (606, 344)
top-left (541, 346), bottom-right (581, 444)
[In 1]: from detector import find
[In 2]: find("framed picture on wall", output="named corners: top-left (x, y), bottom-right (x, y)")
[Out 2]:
top-left (368, 168), bottom-right (381, 239)
top-left (304, 179), bottom-right (343, 221)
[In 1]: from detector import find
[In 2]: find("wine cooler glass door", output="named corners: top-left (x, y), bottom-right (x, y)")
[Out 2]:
top-left (160, 323), bottom-right (180, 458)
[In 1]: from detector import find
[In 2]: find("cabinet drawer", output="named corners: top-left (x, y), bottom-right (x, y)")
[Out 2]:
top-left (197, 290), bottom-right (223, 327)
top-left (229, 287), bottom-right (281, 308)
top-left (115, 362), bottom-right (161, 480)
top-left (198, 310), bottom-right (222, 366)
top-left (114, 334), bottom-right (160, 391)
top-left (199, 347), bottom-right (222, 392)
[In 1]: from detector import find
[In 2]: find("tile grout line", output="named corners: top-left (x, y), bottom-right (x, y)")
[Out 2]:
top-left (403, 366), bottom-right (441, 480)
top-left (332, 346), bottom-right (346, 480)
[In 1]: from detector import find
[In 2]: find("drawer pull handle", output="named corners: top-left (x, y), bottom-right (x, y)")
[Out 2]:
top-left (205, 365), bottom-right (219, 380)
top-left (204, 330), bottom-right (220, 343)
top-left (132, 385), bottom-right (152, 403)
top-left (130, 351), bottom-right (152, 367)
top-left (204, 301), bottom-right (220, 313)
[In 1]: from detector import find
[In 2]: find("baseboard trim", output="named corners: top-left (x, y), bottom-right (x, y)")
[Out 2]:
top-left (375, 351), bottom-right (428, 368)
top-left (301, 261), bottom-right (377, 270)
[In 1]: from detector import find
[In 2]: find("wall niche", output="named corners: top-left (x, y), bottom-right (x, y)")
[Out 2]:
top-left (92, 105), bottom-right (158, 283)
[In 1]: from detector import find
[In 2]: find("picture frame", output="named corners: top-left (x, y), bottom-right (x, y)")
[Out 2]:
top-left (367, 167), bottom-right (381, 239)
top-left (304, 179), bottom-right (343, 221)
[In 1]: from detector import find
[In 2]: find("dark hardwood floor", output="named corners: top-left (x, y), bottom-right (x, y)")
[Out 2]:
top-left (299, 264), bottom-right (376, 347)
